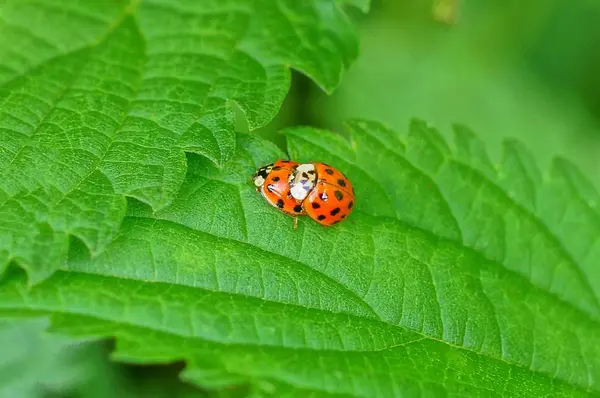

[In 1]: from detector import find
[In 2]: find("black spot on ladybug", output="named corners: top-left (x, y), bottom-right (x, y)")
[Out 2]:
top-left (334, 190), bottom-right (343, 200)
top-left (337, 179), bottom-right (346, 187)
top-left (341, 214), bottom-right (346, 219)
top-left (272, 166), bottom-right (282, 170)
top-left (272, 176), bottom-right (280, 182)
top-left (276, 199), bottom-right (284, 208)
top-left (330, 207), bottom-right (340, 216)
top-left (348, 201), bottom-right (354, 209)
top-left (287, 191), bottom-right (292, 196)
top-left (311, 202), bottom-right (321, 209)
top-left (317, 215), bottom-right (326, 221)
top-left (267, 184), bottom-right (276, 193)
top-left (293, 205), bottom-right (302, 213)
top-left (325, 168), bottom-right (334, 175)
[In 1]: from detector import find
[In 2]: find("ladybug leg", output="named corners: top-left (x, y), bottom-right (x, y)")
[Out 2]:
top-left (293, 216), bottom-right (298, 230)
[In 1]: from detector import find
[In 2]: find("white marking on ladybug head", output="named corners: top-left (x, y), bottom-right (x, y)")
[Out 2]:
top-left (253, 175), bottom-right (265, 187)
top-left (289, 163), bottom-right (316, 200)
top-left (253, 164), bottom-right (273, 187)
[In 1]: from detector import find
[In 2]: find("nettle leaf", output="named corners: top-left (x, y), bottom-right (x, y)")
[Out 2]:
top-left (0, 0), bottom-right (361, 283)
top-left (1, 121), bottom-right (599, 396)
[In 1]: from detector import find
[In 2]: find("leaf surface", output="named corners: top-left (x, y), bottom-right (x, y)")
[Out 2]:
top-left (0, 0), bottom-right (361, 283)
top-left (1, 121), bottom-right (599, 396)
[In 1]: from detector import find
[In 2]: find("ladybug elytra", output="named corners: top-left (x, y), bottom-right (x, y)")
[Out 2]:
top-left (253, 160), bottom-right (304, 217)
top-left (253, 160), bottom-right (354, 227)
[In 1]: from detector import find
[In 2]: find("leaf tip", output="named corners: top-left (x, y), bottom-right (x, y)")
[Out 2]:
top-left (549, 155), bottom-right (583, 182)
top-left (344, 118), bottom-right (379, 132)
top-left (409, 118), bottom-right (430, 132)
top-left (452, 123), bottom-right (476, 138)
top-left (337, 0), bottom-right (371, 13)
top-left (23, 268), bottom-right (46, 290)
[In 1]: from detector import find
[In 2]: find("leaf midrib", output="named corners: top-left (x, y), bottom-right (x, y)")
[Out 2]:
top-left (290, 128), bottom-right (600, 319)
top-left (188, 170), bottom-right (600, 333)
top-left (0, 3), bottom-right (139, 178)
top-left (408, 129), bottom-right (600, 314)
top-left (132, 215), bottom-right (379, 320)
top-left (6, 265), bottom-right (597, 395)
top-left (131, 202), bottom-right (600, 393)
top-left (448, 159), bottom-right (600, 311)
top-left (0, 0), bottom-right (136, 89)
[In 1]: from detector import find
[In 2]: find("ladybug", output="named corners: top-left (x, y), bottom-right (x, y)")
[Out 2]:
top-left (288, 162), bottom-right (354, 226)
top-left (252, 160), bottom-right (305, 225)
top-left (252, 160), bottom-right (355, 227)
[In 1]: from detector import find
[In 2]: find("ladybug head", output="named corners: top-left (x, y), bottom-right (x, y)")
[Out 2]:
top-left (252, 163), bottom-right (274, 187)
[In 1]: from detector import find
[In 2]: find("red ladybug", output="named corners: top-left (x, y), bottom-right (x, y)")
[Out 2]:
top-left (288, 162), bottom-right (354, 226)
top-left (253, 160), bottom-right (354, 227)
top-left (252, 160), bottom-right (304, 223)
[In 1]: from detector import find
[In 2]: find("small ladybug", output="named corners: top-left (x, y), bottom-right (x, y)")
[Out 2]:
top-left (288, 162), bottom-right (354, 226)
top-left (252, 160), bottom-right (305, 226)
top-left (253, 160), bottom-right (354, 227)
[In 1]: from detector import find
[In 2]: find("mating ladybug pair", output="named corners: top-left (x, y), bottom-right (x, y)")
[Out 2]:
top-left (253, 160), bottom-right (354, 227)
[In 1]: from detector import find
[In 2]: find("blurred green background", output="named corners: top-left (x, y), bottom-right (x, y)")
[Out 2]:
top-left (0, 317), bottom-right (208, 398)
top-left (259, 0), bottom-right (600, 184)
top-left (5, 0), bottom-right (600, 396)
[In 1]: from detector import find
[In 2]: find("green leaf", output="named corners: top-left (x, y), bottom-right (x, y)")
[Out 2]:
top-left (1, 120), bottom-right (599, 396)
top-left (337, 0), bottom-right (371, 13)
top-left (0, 0), bottom-right (362, 283)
